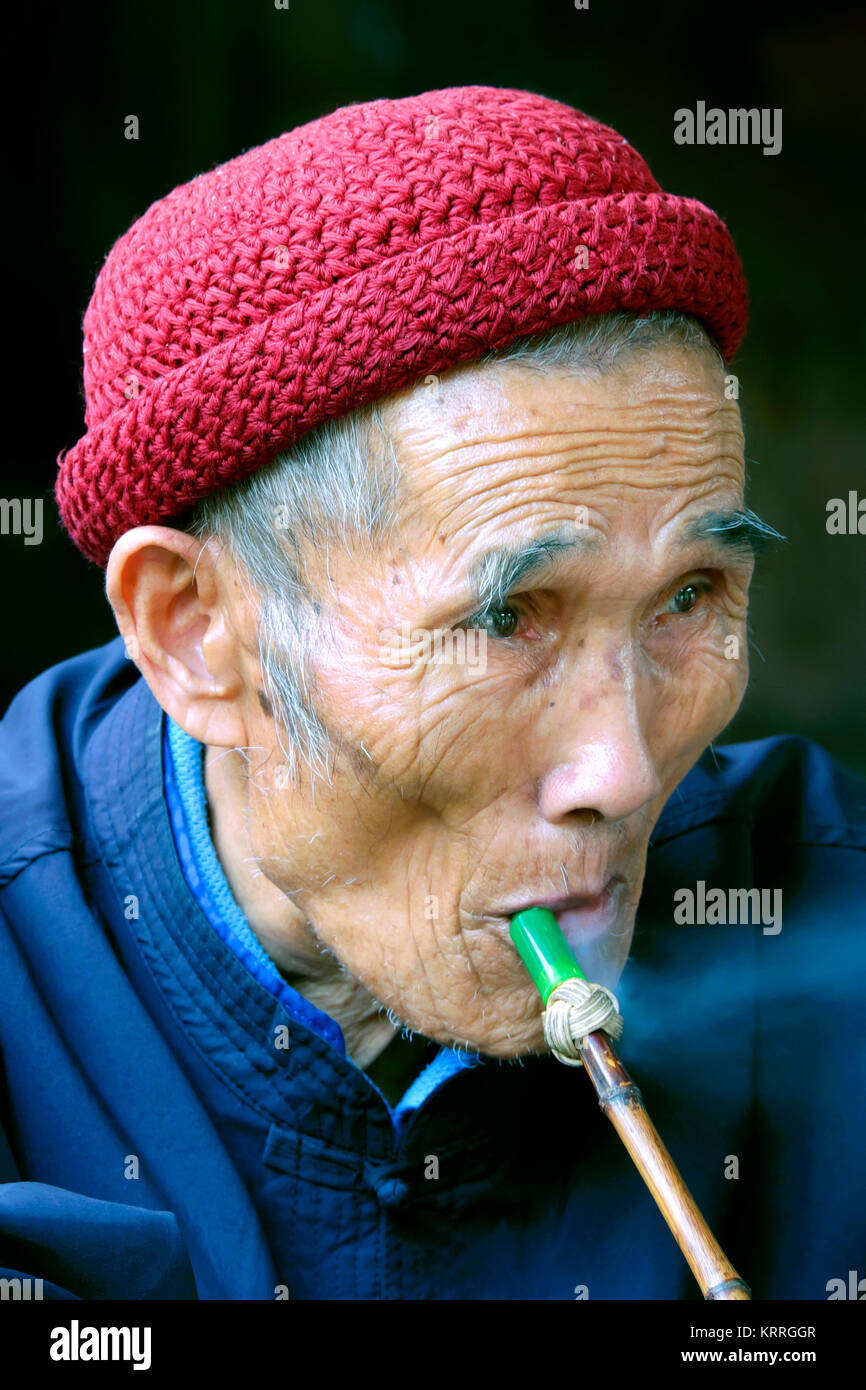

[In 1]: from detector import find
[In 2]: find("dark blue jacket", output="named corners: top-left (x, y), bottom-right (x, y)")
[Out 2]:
top-left (1, 637), bottom-right (864, 1299)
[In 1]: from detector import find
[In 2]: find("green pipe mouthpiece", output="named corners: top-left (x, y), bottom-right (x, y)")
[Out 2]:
top-left (509, 906), bottom-right (587, 1006)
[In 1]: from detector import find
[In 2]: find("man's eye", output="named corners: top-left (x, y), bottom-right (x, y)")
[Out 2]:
top-left (665, 581), bottom-right (711, 615)
top-left (468, 605), bottom-right (521, 638)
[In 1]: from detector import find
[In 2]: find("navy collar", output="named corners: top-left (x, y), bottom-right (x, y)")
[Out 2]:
top-left (161, 712), bottom-right (482, 1117)
top-left (82, 674), bottom-right (399, 1147)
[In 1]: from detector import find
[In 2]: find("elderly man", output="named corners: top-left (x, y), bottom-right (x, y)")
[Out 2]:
top-left (0, 86), bottom-right (863, 1302)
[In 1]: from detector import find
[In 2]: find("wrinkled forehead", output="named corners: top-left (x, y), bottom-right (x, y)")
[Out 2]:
top-left (381, 344), bottom-right (744, 534)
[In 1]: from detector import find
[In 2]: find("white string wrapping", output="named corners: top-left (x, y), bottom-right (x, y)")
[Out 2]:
top-left (543, 977), bottom-right (624, 1066)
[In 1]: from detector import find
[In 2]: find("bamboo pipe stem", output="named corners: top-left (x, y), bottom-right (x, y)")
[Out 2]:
top-left (508, 906), bottom-right (751, 1300)
top-left (578, 1031), bottom-right (751, 1300)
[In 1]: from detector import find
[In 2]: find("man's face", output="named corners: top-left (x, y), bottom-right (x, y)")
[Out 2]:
top-left (230, 344), bottom-right (751, 1057)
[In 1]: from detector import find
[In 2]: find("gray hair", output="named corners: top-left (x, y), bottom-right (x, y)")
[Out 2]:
top-left (184, 309), bottom-right (727, 784)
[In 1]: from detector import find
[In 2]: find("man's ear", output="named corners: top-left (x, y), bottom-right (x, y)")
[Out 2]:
top-left (105, 526), bottom-right (251, 748)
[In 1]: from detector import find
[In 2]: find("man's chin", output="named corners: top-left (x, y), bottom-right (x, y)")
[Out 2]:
top-left (403, 1001), bottom-right (548, 1061)
top-left (456, 957), bottom-right (629, 1055)
top-left (367, 909), bottom-right (634, 1061)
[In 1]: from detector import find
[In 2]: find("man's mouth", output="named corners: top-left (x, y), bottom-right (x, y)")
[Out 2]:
top-left (492, 877), bottom-right (624, 951)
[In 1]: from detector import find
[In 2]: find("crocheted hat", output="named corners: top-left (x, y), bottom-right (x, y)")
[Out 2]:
top-left (56, 85), bottom-right (748, 566)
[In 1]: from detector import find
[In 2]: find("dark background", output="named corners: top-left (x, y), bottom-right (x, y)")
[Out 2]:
top-left (4, 0), bottom-right (864, 771)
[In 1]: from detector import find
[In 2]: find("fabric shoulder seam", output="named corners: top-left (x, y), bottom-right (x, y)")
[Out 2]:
top-left (0, 835), bottom-right (75, 888)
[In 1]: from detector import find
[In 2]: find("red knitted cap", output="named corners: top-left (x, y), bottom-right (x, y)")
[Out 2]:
top-left (56, 85), bottom-right (748, 566)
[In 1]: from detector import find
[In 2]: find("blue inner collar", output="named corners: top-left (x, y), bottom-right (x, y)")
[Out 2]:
top-left (162, 714), bottom-right (480, 1119)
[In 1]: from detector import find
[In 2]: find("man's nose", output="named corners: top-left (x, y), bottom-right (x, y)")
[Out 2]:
top-left (537, 664), bottom-right (662, 825)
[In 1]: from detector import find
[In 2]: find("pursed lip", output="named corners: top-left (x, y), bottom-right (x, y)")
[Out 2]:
top-left (494, 876), bottom-right (623, 920)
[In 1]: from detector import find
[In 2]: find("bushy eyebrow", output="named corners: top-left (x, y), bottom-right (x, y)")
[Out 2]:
top-left (466, 529), bottom-right (598, 612)
top-left (678, 508), bottom-right (787, 557)
top-left (462, 508), bottom-right (785, 614)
